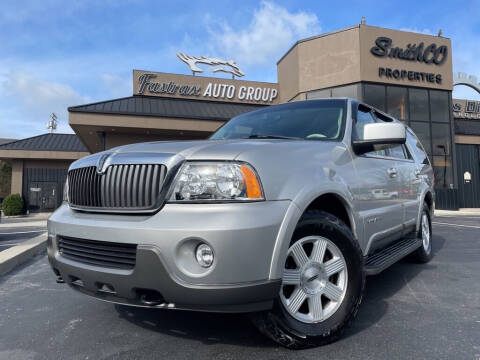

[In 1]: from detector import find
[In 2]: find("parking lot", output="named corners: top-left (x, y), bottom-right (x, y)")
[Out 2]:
top-left (0, 214), bottom-right (478, 360)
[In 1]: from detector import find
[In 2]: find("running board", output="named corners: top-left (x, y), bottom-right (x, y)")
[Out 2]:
top-left (364, 235), bottom-right (422, 275)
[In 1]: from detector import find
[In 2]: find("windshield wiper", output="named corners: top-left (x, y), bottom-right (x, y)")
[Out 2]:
top-left (245, 134), bottom-right (301, 140)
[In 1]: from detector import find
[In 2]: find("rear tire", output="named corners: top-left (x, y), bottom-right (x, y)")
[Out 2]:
top-left (411, 203), bottom-right (433, 263)
top-left (251, 210), bottom-right (365, 349)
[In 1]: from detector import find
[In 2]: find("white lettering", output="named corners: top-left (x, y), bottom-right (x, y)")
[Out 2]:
top-left (238, 86), bottom-right (247, 100)
top-left (212, 83), bottom-right (221, 98)
top-left (270, 89), bottom-right (278, 102)
top-left (203, 83), bottom-right (213, 97)
top-left (246, 86), bottom-right (255, 100)
top-left (254, 87), bottom-right (262, 101)
top-left (226, 85), bottom-right (235, 99)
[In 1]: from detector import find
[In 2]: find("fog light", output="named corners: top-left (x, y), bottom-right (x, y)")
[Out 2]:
top-left (195, 243), bottom-right (214, 268)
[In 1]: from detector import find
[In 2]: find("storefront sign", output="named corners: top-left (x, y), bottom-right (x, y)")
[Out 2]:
top-left (133, 70), bottom-right (279, 104)
top-left (370, 37), bottom-right (448, 65)
top-left (370, 36), bottom-right (448, 86)
top-left (453, 100), bottom-right (480, 119)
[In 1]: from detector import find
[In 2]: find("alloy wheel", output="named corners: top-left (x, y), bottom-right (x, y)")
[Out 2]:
top-left (280, 236), bottom-right (348, 323)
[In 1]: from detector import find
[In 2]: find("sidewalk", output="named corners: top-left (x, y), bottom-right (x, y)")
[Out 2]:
top-left (435, 208), bottom-right (480, 216)
top-left (0, 212), bottom-right (50, 227)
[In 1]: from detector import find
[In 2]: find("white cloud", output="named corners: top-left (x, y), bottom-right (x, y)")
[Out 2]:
top-left (207, 2), bottom-right (321, 66)
top-left (0, 71), bottom-right (91, 135)
top-left (99, 73), bottom-right (131, 98)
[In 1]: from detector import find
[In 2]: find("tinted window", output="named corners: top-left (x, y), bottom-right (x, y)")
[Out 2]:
top-left (387, 86), bottom-right (408, 120)
top-left (210, 100), bottom-right (346, 140)
top-left (388, 145), bottom-right (407, 159)
top-left (410, 121), bottom-right (432, 154)
top-left (409, 88), bottom-right (429, 120)
top-left (354, 106), bottom-right (387, 157)
top-left (406, 129), bottom-right (429, 164)
top-left (430, 90), bottom-right (449, 122)
top-left (432, 123), bottom-right (451, 155)
top-left (363, 84), bottom-right (385, 111)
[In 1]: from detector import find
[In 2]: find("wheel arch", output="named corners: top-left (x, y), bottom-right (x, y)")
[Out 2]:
top-left (269, 190), bottom-right (359, 280)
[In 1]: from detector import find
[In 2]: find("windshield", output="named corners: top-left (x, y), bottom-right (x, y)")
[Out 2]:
top-left (210, 99), bottom-right (347, 141)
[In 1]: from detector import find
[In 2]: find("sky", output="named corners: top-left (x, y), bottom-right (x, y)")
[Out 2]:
top-left (1, 0), bottom-right (479, 139)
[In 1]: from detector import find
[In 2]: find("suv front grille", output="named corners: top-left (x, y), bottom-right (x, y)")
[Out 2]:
top-left (68, 164), bottom-right (167, 211)
top-left (58, 236), bottom-right (137, 270)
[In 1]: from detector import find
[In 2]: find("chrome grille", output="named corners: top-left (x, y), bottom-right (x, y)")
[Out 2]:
top-left (68, 164), bottom-right (167, 211)
top-left (58, 236), bottom-right (137, 270)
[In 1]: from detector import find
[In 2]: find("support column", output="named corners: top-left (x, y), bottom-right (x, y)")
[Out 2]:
top-left (10, 159), bottom-right (23, 196)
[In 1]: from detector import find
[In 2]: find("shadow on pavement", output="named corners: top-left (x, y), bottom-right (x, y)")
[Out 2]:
top-left (115, 304), bottom-right (275, 348)
top-left (115, 235), bottom-right (446, 347)
top-left (343, 234), bottom-right (445, 339)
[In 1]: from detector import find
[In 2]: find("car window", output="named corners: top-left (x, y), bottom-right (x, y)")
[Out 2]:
top-left (210, 99), bottom-right (346, 141)
top-left (388, 145), bottom-right (407, 159)
top-left (354, 106), bottom-right (388, 157)
top-left (406, 129), bottom-right (430, 165)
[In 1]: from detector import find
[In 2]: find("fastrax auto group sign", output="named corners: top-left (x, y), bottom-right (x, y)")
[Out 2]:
top-left (133, 70), bottom-right (279, 104)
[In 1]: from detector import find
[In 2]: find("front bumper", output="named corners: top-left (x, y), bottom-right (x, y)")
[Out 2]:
top-left (47, 201), bottom-right (291, 312)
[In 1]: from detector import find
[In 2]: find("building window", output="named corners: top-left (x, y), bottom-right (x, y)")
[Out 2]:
top-left (433, 155), bottom-right (453, 188)
top-left (432, 123), bottom-right (451, 156)
top-left (409, 88), bottom-right (429, 121)
top-left (409, 121), bottom-right (432, 155)
top-left (363, 84), bottom-right (385, 111)
top-left (331, 84), bottom-right (361, 100)
top-left (430, 90), bottom-right (450, 122)
top-left (386, 86), bottom-right (408, 120)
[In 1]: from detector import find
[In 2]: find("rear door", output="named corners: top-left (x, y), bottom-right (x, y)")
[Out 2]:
top-left (350, 104), bottom-right (403, 254)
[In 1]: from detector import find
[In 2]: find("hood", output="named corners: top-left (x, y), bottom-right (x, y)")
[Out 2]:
top-left (71, 138), bottom-right (337, 169)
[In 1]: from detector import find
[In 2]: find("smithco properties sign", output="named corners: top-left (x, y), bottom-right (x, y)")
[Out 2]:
top-left (133, 70), bottom-right (279, 104)
top-left (370, 36), bottom-right (449, 85)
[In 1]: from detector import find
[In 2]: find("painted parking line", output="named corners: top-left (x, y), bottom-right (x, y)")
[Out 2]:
top-left (432, 222), bottom-right (480, 229)
top-left (0, 230), bottom-right (47, 235)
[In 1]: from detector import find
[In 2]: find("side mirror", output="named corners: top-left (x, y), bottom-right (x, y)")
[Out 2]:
top-left (352, 122), bottom-right (406, 154)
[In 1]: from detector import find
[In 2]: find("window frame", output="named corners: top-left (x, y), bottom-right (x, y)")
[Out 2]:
top-left (351, 102), bottom-right (413, 162)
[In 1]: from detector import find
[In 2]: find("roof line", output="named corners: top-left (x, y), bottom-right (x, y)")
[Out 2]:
top-left (0, 133), bottom-right (74, 148)
top-left (68, 96), bottom-right (135, 111)
top-left (68, 95), bottom-right (268, 114)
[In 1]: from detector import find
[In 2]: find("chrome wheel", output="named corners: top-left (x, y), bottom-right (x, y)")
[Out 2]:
top-left (280, 236), bottom-right (348, 323)
top-left (421, 213), bottom-right (431, 254)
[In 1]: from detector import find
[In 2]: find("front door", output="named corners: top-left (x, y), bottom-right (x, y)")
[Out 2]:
top-left (350, 104), bottom-right (403, 254)
top-left (28, 182), bottom-right (57, 211)
top-left (456, 144), bottom-right (480, 208)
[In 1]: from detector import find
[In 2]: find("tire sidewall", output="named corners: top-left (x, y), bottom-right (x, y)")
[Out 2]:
top-left (272, 212), bottom-right (364, 338)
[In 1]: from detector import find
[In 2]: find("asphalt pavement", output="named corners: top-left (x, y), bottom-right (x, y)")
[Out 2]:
top-left (0, 214), bottom-right (478, 360)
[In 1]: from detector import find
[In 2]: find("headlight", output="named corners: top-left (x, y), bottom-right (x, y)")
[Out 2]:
top-left (169, 162), bottom-right (264, 202)
top-left (63, 178), bottom-right (69, 203)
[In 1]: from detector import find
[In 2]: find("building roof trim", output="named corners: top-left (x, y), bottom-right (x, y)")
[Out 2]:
top-left (0, 133), bottom-right (88, 152)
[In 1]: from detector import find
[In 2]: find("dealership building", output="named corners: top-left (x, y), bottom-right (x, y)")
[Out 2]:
top-left (1, 23), bottom-right (480, 211)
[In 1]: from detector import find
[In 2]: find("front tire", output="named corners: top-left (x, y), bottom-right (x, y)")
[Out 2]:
top-left (252, 210), bottom-right (365, 349)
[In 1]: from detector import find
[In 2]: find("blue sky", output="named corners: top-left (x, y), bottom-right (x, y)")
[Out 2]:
top-left (1, 0), bottom-right (479, 138)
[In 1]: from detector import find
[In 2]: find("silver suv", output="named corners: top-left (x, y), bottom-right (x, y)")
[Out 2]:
top-left (48, 98), bottom-right (434, 349)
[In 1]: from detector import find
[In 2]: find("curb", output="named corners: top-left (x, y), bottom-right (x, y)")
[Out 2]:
top-left (0, 233), bottom-right (47, 276)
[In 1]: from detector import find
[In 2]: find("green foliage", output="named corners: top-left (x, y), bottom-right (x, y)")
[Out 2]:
top-left (2, 193), bottom-right (24, 216)
top-left (0, 160), bottom-right (12, 198)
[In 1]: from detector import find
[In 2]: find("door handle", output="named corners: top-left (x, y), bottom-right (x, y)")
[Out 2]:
top-left (387, 168), bottom-right (397, 178)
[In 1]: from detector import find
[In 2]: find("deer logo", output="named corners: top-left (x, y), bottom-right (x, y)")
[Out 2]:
top-left (177, 53), bottom-right (245, 78)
